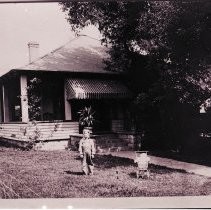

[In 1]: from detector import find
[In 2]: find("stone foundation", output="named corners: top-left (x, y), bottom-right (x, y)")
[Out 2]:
top-left (0, 137), bottom-right (71, 151)
top-left (117, 132), bottom-right (136, 149)
top-left (34, 139), bottom-right (70, 151)
top-left (0, 137), bottom-right (32, 150)
top-left (69, 132), bottom-right (139, 152)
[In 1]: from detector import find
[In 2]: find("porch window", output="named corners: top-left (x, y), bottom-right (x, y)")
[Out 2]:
top-left (41, 78), bottom-right (64, 121)
top-left (4, 78), bottom-right (21, 122)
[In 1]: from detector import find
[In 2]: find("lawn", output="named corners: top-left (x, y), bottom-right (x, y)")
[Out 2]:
top-left (0, 147), bottom-right (210, 198)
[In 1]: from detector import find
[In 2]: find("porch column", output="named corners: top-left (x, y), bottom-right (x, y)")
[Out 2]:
top-left (20, 75), bottom-right (29, 122)
top-left (64, 82), bottom-right (72, 120)
top-left (2, 85), bottom-right (9, 122)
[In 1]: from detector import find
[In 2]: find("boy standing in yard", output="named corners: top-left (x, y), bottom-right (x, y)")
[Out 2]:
top-left (79, 128), bottom-right (96, 175)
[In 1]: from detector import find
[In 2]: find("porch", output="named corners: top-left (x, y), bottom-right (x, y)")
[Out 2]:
top-left (0, 70), bottom-right (135, 150)
top-left (0, 119), bottom-right (138, 151)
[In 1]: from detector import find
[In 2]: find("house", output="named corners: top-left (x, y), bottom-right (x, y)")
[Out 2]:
top-left (0, 35), bottom-right (135, 150)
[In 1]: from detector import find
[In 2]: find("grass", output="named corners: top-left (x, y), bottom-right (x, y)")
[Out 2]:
top-left (0, 147), bottom-right (210, 198)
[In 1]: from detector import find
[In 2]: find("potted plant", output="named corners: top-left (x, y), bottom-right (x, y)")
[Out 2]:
top-left (78, 106), bottom-right (95, 133)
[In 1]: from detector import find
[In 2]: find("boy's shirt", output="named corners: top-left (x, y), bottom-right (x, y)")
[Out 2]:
top-left (79, 138), bottom-right (96, 155)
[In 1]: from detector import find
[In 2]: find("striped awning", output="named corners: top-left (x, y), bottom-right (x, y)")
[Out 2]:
top-left (65, 78), bottom-right (133, 99)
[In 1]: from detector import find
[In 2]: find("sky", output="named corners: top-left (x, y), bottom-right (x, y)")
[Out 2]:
top-left (0, 2), bottom-right (101, 76)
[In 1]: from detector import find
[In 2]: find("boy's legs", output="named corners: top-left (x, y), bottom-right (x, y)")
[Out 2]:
top-left (86, 153), bottom-right (94, 175)
top-left (82, 154), bottom-right (89, 175)
top-left (89, 165), bottom-right (94, 175)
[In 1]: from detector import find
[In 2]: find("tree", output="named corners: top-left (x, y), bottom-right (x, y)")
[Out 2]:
top-left (61, 1), bottom-right (211, 150)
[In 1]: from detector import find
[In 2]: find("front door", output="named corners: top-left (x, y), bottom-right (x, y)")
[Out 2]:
top-left (71, 99), bottom-right (111, 133)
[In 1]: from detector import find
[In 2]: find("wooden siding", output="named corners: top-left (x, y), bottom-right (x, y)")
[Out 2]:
top-left (0, 121), bottom-right (79, 141)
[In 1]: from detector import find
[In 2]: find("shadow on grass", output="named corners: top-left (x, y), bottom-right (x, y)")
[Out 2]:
top-left (149, 164), bottom-right (187, 174)
top-left (94, 154), bottom-right (187, 175)
top-left (129, 165), bottom-right (186, 180)
top-left (129, 172), bottom-right (137, 179)
top-left (74, 156), bottom-right (82, 161)
top-left (129, 172), bottom-right (153, 180)
top-left (65, 171), bottom-right (84, 175)
top-left (94, 154), bottom-right (135, 169)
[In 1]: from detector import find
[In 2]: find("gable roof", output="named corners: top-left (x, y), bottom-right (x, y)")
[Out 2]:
top-left (16, 35), bottom-right (113, 74)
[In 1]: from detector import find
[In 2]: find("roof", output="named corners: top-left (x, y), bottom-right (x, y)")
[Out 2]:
top-left (15, 35), bottom-right (114, 75)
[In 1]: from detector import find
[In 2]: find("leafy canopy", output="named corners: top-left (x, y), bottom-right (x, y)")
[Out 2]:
top-left (61, 1), bottom-right (211, 108)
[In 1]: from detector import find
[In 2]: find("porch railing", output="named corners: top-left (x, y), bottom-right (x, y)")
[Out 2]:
top-left (0, 121), bottom-right (79, 141)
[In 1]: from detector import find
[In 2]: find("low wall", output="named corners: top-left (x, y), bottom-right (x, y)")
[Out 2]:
top-left (69, 133), bottom-right (134, 152)
top-left (34, 139), bottom-right (70, 151)
top-left (0, 137), bottom-right (32, 150)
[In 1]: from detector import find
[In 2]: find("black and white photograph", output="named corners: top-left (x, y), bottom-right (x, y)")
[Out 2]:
top-left (0, 0), bottom-right (211, 208)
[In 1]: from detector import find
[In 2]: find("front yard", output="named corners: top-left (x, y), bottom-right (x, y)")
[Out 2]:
top-left (0, 147), bottom-right (210, 198)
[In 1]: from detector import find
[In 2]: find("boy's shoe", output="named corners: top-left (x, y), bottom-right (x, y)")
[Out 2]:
top-left (90, 169), bottom-right (94, 175)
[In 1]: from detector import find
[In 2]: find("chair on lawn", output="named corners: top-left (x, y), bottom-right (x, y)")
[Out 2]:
top-left (134, 151), bottom-right (150, 179)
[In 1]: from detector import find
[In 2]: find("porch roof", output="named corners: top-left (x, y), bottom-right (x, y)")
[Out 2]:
top-left (65, 78), bottom-right (133, 99)
top-left (0, 35), bottom-right (118, 79)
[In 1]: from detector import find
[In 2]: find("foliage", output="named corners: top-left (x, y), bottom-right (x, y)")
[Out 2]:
top-left (25, 121), bottom-right (42, 142)
top-left (19, 121), bottom-right (61, 149)
top-left (61, 1), bottom-right (211, 104)
top-left (78, 106), bottom-right (95, 127)
top-left (27, 77), bottom-right (42, 121)
top-left (61, 1), bottom-right (211, 150)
